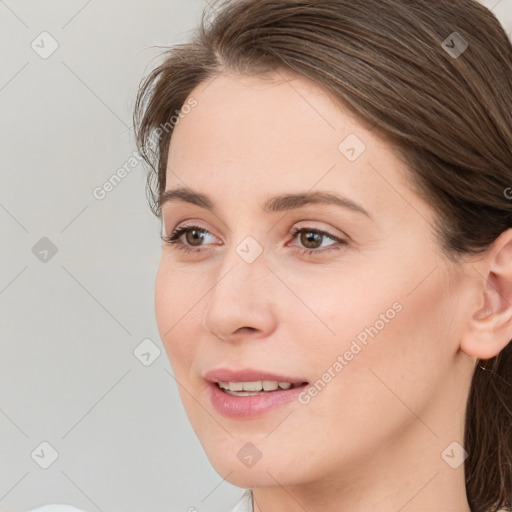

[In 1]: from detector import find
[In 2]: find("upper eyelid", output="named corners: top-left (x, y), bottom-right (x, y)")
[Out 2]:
top-left (163, 207), bottom-right (351, 236)
top-left (167, 223), bottom-right (345, 245)
top-left (171, 223), bottom-right (339, 236)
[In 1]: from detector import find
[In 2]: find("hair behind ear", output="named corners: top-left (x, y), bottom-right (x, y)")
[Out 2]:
top-left (465, 342), bottom-right (512, 512)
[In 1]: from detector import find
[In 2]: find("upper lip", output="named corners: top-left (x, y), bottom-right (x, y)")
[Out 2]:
top-left (204, 368), bottom-right (308, 384)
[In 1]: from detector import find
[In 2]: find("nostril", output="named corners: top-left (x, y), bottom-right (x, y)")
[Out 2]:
top-left (236, 326), bottom-right (258, 334)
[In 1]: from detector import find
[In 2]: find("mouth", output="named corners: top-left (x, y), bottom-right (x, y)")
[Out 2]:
top-left (203, 368), bottom-right (310, 418)
top-left (215, 380), bottom-right (309, 396)
top-left (203, 368), bottom-right (309, 392)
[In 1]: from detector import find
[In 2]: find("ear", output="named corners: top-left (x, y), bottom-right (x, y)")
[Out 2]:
top-left (460, 228), bottom-right (512, 360)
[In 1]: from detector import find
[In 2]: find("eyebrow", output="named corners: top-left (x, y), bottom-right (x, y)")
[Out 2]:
top-left (159, 187), bottom-right (372, 218)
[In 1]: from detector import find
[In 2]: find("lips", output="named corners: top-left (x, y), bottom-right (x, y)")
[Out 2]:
top-left (204, 369), bottom-right (310, 418)
top-left (203, 368), bottom-right (308, 385)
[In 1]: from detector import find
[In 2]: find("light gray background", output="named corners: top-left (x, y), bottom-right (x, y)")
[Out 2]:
top-left (1, 1), bottom-right (511, 511)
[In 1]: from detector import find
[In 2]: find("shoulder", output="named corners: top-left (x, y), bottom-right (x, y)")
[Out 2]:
top-left (25, 493), bottom-right (253, 512)
top-left (25, 506), bottom-right (87, 512)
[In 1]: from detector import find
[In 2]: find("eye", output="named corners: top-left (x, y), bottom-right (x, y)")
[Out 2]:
top-left (161, 224), bottom-right (347, 256)
top-left (161, 223), bottom-right (216, 254)
top-left (288, 227), bottom-right (347, 256)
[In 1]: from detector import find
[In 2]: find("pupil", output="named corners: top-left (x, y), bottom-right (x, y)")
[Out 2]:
top-left (301, 231), bottom-right (320, 249)
top-left (187, 230), bottom-right (204, 246)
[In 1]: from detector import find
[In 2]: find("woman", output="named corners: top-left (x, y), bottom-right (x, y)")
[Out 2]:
top-left (134, 1), bottom-right (512, 511)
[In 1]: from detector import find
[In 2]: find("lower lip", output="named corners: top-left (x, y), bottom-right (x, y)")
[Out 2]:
top-left (207, 381), bottom-right (308, 419)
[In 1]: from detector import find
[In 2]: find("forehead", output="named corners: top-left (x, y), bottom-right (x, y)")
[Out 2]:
top-left (164, 70), bottom-right (424, 222)
top-left (168, 69), bottom-right (360, 159)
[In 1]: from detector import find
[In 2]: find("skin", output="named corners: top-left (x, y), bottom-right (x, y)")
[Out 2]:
top-left (154, 68), bottom-right (512, 512)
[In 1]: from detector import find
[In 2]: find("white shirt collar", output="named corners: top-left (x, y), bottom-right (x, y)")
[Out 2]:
top-left (231, 489), bottom-right (253, 512)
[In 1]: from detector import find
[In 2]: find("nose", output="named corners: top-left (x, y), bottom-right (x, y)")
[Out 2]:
top-left (202, 245), bottom-right (278, 342)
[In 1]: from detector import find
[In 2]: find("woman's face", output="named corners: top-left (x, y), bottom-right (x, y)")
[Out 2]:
top-left (155, 69), bottom-right (476, 488)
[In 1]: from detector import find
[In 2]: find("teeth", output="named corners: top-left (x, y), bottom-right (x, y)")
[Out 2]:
top-left (241, 381), bottom-right (263, 391)
top-left (217, 380), bottom-right (297, 392)
top-left (263, 380), bottom-right (278, 391)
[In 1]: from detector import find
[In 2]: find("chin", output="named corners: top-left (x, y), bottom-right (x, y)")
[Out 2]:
top-left (213, 462), bottom-right (293, 489)
top-left (203, 443), bottom-right (311, 489)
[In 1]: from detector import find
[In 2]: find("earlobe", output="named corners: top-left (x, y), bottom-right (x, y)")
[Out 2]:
top-left (459, 229), bottom-right (512, 360)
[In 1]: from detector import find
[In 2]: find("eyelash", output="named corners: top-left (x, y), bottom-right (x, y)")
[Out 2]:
top-left (160, 224), bottom-right (347, 257)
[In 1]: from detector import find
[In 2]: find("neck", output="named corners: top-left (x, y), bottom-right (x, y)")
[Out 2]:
top-left (250, 420), bottom-right (472, 512)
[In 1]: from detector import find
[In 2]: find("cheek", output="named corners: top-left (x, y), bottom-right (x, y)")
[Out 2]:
top-left (278, 259), bottom-right (405, 370)
top-left (154, 260), bottom-right (202, 373)
top-left (295, 247), bottom-right (450, 378)
top-left (313, 264), bottom-right (457, 437)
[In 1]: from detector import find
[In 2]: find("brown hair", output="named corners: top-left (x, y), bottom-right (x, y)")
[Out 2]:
top-left (133, 1), bottom-right (512, 510)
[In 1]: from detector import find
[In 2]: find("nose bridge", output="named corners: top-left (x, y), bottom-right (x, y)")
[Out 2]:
top-left (208, 241), bottom-right (266, 311)
top-left (214, 231), bottom-right (268, 294)
top-left (203, 239), bottom-right (276, 337)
